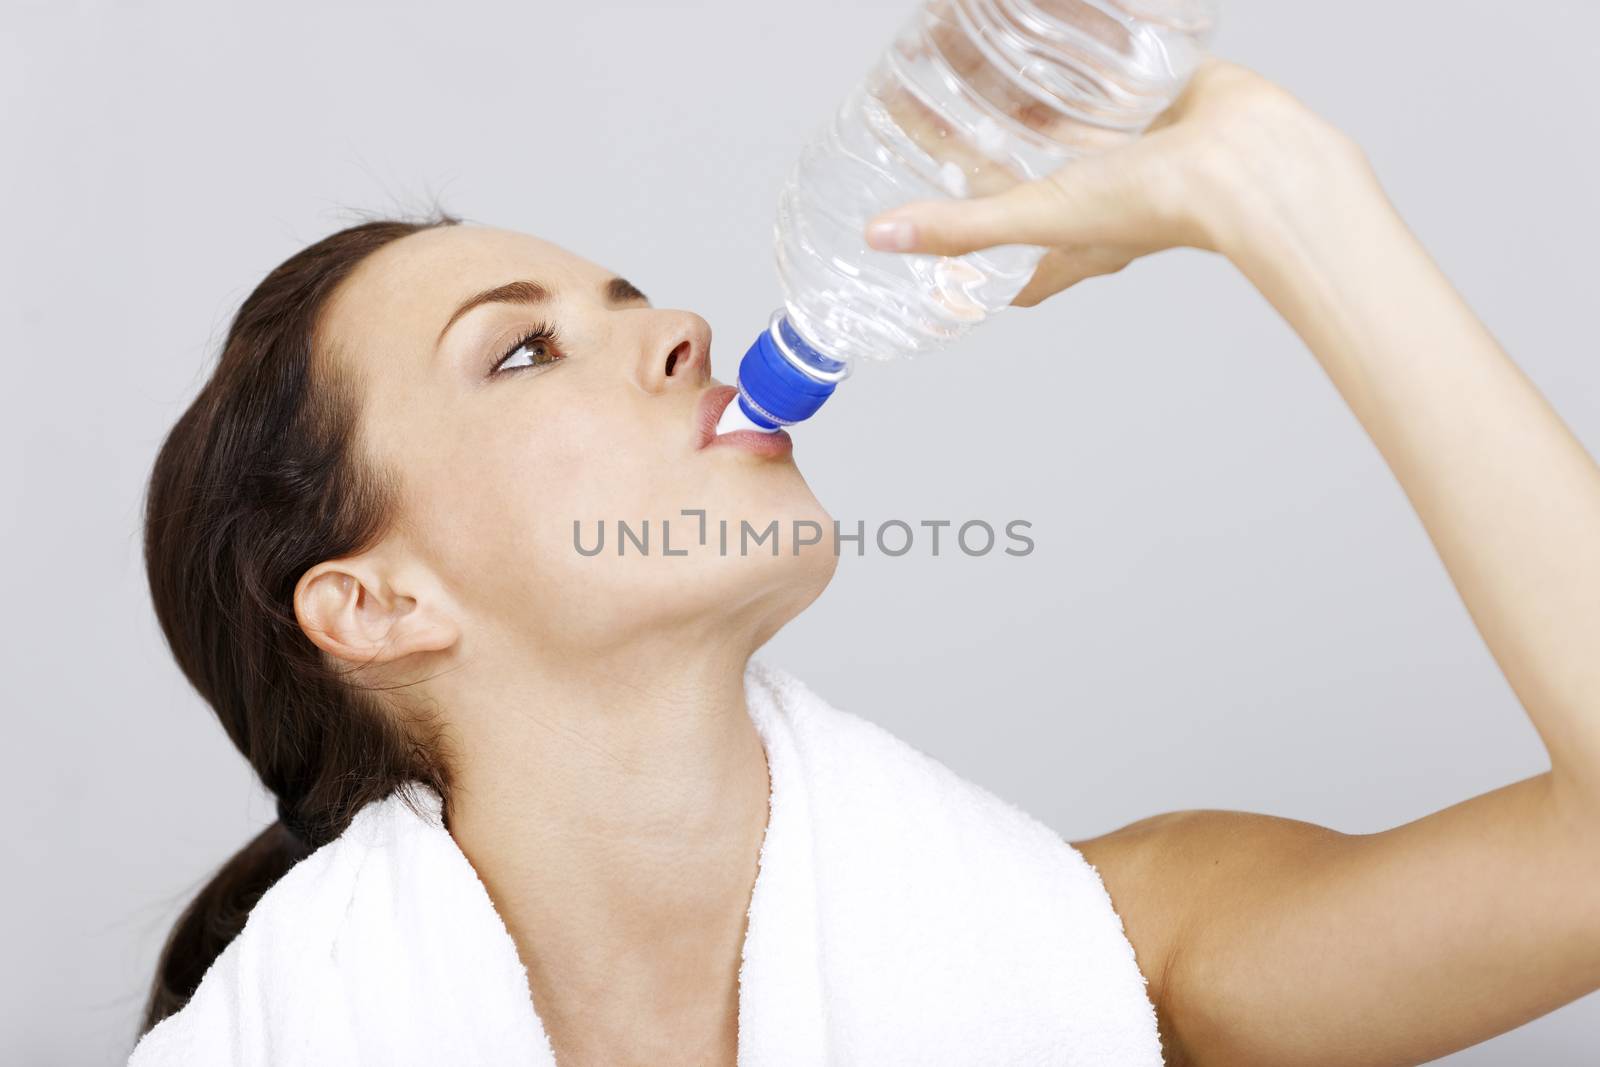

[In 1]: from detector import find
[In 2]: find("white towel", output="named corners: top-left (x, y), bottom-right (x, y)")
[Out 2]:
top-left (128, 657), bottom-right (1164, 1065)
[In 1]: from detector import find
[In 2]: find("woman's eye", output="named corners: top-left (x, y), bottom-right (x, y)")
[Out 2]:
top-left (492, 331), bottom-right (565, 377)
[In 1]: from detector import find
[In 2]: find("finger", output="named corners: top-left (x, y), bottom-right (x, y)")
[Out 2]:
top-left (1011, 246), bottom-right (1136, 307)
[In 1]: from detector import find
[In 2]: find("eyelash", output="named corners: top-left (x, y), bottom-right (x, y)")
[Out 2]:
top-left (490, 322), bottom-right (566, 377)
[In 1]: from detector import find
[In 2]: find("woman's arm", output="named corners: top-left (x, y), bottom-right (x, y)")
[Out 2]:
top-left (1222, 109), bottom-right (1600, 809)
top-left (868, 60), bottom-right (1600, 1065)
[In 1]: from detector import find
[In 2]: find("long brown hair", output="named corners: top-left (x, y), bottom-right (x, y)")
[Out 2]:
top-left (138, 212), bottom-right (461, 1036)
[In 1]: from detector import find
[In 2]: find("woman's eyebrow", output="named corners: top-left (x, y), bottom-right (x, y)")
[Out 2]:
top-left (606, 277), bottom-right (650, 305)
top-left (435, 276), bottom-right (651, 346)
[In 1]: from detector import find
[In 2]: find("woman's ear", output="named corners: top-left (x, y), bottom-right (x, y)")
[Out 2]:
top-left (293, 556), bottom-right (458, 668)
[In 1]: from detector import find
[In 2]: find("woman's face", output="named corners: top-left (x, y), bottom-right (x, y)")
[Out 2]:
top-left (316, 224), bottom-right (836, 665)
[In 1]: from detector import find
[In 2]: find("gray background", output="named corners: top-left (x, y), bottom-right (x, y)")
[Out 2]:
top-left (5, 0), bottom-right (1597, 1062)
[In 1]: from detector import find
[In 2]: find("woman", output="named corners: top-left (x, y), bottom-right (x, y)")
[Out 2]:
top-left (132, 59), bottom-right (1600, 1065)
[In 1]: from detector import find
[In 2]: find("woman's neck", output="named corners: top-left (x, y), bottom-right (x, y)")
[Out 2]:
top-left (442, 645), bottom-right (773, 1065)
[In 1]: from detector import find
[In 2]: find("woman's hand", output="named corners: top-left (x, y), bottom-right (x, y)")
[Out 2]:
top-left (863, 58), bottom-right (1372, 306)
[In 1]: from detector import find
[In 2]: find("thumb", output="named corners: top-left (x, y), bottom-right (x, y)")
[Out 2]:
top-left (864, 178), bottom-right (1068, 258)
top-left (864, 145), bottom-right (1182, 258)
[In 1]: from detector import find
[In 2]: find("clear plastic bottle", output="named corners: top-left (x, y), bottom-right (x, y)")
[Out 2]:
top-left (720, 0), bottom-right (1221, 435)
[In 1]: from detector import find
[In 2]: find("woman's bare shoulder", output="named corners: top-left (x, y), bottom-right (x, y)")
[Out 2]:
top-left (1069, 807), bottom-right (1347, 1067)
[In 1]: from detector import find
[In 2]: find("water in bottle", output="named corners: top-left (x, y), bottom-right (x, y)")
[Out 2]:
top-left (718, 0), bottom-right (1221, 437)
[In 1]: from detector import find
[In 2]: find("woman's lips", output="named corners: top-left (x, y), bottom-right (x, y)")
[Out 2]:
top-left (694, 383), bottom-right (793, 456)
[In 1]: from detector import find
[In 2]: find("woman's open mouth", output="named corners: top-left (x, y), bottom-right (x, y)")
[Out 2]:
top-left (694, 383), bottom-right (793, 457)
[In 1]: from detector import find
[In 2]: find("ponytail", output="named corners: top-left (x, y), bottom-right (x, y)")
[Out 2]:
top-left (142, 822), bottom-right (310, 1032)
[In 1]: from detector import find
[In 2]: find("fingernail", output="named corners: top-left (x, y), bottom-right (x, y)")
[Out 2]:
top-left (866, 217), bottom-right (918, 252)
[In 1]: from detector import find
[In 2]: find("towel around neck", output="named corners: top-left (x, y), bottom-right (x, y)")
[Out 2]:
top-left (128, 656), bottom-right (1164, 1066)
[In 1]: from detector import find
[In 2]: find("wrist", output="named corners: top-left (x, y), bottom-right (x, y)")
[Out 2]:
top-left (1189, 103), bottom-right (1387, 271)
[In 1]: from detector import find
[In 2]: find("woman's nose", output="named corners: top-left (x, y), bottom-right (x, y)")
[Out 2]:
top-left (635, 311), bottom-right (711, 393)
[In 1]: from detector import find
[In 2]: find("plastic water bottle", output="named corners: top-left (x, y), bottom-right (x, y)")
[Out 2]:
top-left (718, 0), bottom-right (1221, 436)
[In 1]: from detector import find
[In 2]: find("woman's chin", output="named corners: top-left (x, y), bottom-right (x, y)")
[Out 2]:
top-left (686, 519), bottom-right (839, 628)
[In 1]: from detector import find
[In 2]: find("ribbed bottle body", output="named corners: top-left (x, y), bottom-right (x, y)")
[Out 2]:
top-left (776, 0), bottom-right (1220, 368)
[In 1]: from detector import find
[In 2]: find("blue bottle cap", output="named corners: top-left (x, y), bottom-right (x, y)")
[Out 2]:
top-left (733, 312), bottom-right (846, 429)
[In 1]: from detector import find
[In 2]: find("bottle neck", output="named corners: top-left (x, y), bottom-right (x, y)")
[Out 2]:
top-left (772, 310), bottom-right (851, 384)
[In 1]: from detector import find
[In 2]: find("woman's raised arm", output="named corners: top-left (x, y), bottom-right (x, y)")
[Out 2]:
top-left (866, 60), bottom-right (1600, 1066)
